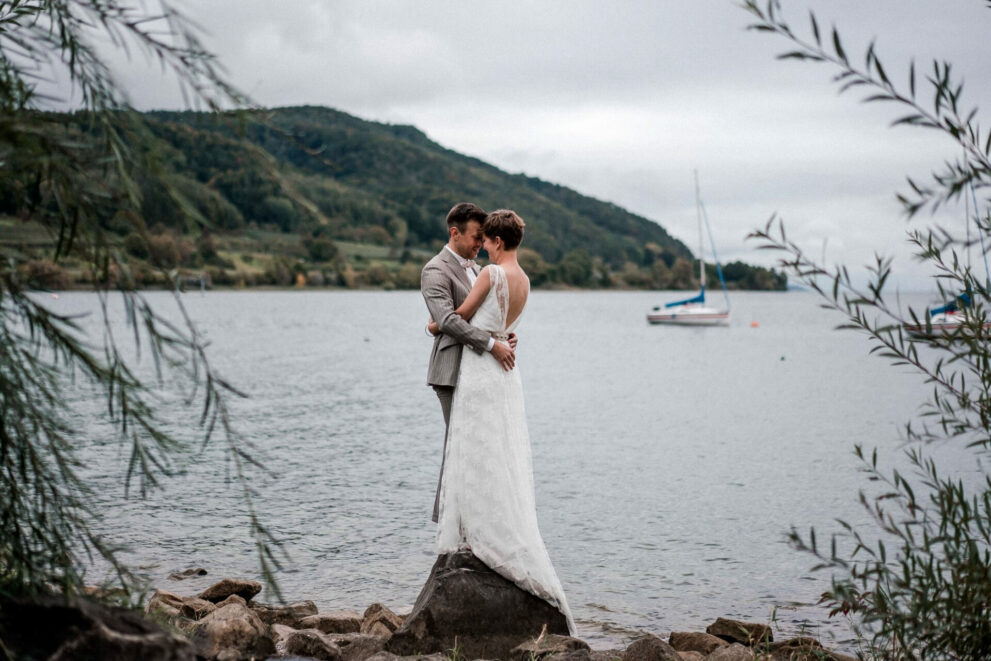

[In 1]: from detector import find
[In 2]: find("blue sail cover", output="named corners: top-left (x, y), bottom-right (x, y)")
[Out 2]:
top-left (931, 292), bottom-right (972, 316)
top-left (665, 286), bottom-right (705, 308)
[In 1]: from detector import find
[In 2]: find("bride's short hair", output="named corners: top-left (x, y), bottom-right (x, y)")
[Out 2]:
top-left (482, 210), bottom-right (525, 249)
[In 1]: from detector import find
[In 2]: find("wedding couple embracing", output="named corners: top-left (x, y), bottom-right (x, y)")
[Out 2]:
top-left (420, 203), bottom-right (575, 634)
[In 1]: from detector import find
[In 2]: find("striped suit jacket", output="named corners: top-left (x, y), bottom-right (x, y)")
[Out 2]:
top-left (421, 248), bottom-right (492, 387)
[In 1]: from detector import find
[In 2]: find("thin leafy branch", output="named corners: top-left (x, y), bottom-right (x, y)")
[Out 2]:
top-left (743, 1), bottom-right (991, 658)
top-left (0, 0), bottom-right (286, 603)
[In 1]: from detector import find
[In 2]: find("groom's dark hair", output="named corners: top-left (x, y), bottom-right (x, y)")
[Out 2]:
top-left (446, 202), bottom-right (487, 234)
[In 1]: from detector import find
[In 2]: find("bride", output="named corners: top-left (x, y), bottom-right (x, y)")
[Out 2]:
top-left (428, 209), bottom-right (575, 634)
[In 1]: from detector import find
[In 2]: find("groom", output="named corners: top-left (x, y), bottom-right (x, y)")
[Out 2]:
top-left (421, 202), bottom-right (516, 522)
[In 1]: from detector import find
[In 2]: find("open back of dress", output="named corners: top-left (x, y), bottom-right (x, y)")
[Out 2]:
top-left (436, 264), bottom-right (575, 633)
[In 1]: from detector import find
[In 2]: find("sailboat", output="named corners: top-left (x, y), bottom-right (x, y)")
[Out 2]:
top-left (647, 172), bottom-right (731, 326)
top-left (904, 177), bottom-right (991, 338)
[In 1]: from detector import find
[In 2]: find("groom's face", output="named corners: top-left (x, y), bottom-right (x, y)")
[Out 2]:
top-left (451, 220), bottom-right (483, 259)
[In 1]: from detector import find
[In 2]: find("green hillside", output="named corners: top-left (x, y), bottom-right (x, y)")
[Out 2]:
top-left (0, 106), bottom-right (785, 290)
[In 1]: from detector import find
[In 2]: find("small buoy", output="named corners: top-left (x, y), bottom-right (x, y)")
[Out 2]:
top-left (750, 321), bottom-right (759, 328)
top-left (50, 293), bottom-right (59, 299)
top-left (780, 355), bottom-right (786, 361)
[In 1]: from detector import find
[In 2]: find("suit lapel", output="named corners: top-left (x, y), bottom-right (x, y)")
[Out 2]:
top-left (441, 248), bottom-right (473, 292)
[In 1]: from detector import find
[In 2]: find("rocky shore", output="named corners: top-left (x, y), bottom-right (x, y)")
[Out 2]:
top-left (0, 553), bottom-right (856, 661)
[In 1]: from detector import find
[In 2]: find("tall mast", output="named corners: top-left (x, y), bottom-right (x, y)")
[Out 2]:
top-left (694, 169), bottom-right (705, 291)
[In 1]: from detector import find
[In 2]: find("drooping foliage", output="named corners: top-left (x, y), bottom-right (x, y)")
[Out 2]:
top-left (0, 0), bottom-right (282, 600)
top-left (744, 1), bottom-right (991, 657)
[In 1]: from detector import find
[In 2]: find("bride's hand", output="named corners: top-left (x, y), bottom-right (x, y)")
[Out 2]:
top-left (427, 319), bottom-right (440, 336)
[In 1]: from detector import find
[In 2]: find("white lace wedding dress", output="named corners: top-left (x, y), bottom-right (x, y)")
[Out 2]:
top-left (436, 264), bottom-right (575, 634)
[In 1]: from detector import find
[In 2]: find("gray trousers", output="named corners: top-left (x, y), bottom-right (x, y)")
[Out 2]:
top-left (432, 385), bottom-right (454, 523)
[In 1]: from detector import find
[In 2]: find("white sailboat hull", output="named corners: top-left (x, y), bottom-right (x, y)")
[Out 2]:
top-left (647, 304), bottom-right (730, 326)
top-left (904, 310), bottom-right (991, 338)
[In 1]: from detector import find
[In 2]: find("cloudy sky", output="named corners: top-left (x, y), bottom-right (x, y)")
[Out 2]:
top-left (98, 1), bottom-right (991, 289)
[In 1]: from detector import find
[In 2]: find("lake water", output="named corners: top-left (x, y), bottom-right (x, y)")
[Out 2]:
top-left (53, 289), bottom-right (956, 650)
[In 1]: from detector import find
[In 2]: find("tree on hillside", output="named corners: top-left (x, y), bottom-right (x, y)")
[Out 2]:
top-left (743, 1), bottom-right (991, 657)
top-left (0, 0), bottom-right (281, 599)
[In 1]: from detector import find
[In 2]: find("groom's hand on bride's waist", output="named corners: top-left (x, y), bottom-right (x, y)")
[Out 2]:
top-left (490, 341), bottom-right (515, 371)
top-left (508, 333), bottom-right (518, 351)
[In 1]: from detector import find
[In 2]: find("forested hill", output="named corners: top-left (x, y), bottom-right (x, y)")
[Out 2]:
top-left (146, 105), bottom-right (691, 264)
top-left (2, 105), bottom-right (786, 290)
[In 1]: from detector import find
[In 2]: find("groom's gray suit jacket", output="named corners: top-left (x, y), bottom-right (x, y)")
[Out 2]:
top-left (421, 248), bottom-right (492, 387)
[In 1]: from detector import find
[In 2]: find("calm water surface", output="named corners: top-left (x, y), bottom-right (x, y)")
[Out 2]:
top-left (54, 289), bottom-right (954, 650)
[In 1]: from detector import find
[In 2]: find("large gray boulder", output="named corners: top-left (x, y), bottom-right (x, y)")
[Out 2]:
top-left (0, 594), bottom-right (195, 661)
top-left (386, 551), bottom-right (570, 659)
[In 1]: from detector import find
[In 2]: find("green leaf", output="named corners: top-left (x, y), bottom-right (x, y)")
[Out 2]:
top-left (832, 27), bottom-right (847, 63)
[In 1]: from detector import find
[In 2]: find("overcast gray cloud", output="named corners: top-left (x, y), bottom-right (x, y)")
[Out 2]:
top-left (95, 0), bottom-right (991, 289)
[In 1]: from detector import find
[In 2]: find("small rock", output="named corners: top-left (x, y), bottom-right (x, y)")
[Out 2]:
top-left (197, 578), bottom-right (262, 604)
top-left (766, 636), bottom-right (823, 660)
top-left (285, 629), bottom-right (343, 661)
top-left (589, 650), bottom-right (625, 661)
top-left (302, 610), bottom-right (364, 634)
top-left (189, 602), bottom-right (274, 661)
top-left (168, 568), bottom-right (208, 581)
top-left (362, 603), bottom-right (403, 635)
top-left (622, 634), bottom-right (682, 661)
top-left (706, 643), bottom-right (755, 661)
top-left (512, 634), bottom-right (591, 661)
top-left (366, 621), bottom-right (394, 638)
top-left (326, 633), bottom-right (361, 646)
top-left (544, 650), bottom-right (591, 661)
top-left (668, 632), bottom-right (728, 655)
top-left (363, 653), bottom-right (401, 661)
top-left (179, 597), bottom-right (217, 620)
top-left (146, 590), bottom-right (184, 618)
top-left (271, 623), bottom-right (297, 657)
top-left (705, 618), bottom-right (772, 646)
top-left (677, 653), bottom-right (704, 661)
top-left (338, 633), bottom-right (388, 661)
top-left (215, 594), bottom-right (246, 609)
top-left (254, 600), bottom-right (319, 627)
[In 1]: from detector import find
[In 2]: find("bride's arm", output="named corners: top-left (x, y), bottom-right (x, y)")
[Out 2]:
top-left (454, 267), bottom-right (491, 320)
top-left (426, 268), bottom-right (491, 335)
